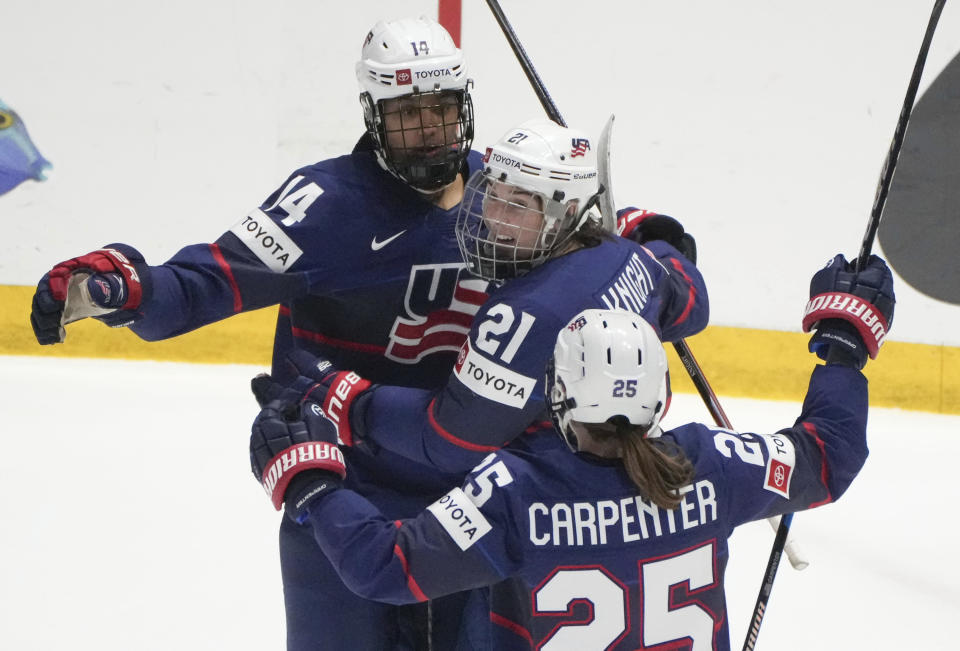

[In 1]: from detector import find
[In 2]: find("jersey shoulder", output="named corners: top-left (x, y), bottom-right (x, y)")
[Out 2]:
top-left (228, 149), bottom-right (429, 270)
top-left (482, 237), bottom-right (649, 318)
top-left (461, 238), bottom-right (652, 382)
top-left (287, 145), bottom-right (482, 227)
top-left (662, 423), bottom-right (721, 471)
top-left (665, 421), bottom-right (791, 494)
top-left (465, 443), bottom-right (586, 509)
top-left (292, 149), bottom-right (410, 208)
top-left (489, 440), bottom-right (653, 515)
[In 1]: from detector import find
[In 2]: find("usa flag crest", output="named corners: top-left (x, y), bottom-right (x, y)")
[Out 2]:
top-left (386, 264), bottom-right (490, 363)
top-left (567, 315), bottom-right (588, 331)
top-left (570, 138), bottom-right (591, 158)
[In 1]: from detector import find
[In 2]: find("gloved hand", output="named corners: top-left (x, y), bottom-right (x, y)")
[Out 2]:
top-left (617, 209), bottom-right (697, 265)
top-left (802, 254), bottom-right (895, 369)
top-left (250, 400), bottom-right (346, 523)
top-left (250, 349), bottom-right (371, 445)
top-left (30, 245), bottom-right (147, 344)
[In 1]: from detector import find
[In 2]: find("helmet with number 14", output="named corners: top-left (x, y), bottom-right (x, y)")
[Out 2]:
top-left (356, 16), bottom-right (475, 194)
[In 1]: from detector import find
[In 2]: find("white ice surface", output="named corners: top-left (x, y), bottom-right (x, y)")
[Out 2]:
top-left (1, 356), bottom-right (957, 650)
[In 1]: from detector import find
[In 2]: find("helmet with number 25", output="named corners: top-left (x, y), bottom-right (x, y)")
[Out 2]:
top-left (547, 309), bottom-right (671, 452)
top-left (356, 16), bottom-right (475, 193)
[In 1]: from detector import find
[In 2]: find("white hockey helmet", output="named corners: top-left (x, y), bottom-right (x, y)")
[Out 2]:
top-left (456, 118), bottom-right (602, 281)
top-left (546, 309), bottom-right (671, 451)
top-left (356, 16), bottom-right (474, 192)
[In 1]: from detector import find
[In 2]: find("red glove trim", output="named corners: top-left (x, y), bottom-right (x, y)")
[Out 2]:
top-left (48, 248), bottom-right (143, 310)
top-left (314, 372), bottom-right (372, 446)
top-left (616, 208), bottom-right (658, 239)
top-left (801, 291), bottom-right (889, 359)
top-left (260, 441), bottom-right (346, 510)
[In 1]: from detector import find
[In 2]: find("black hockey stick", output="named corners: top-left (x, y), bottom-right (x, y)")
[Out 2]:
top-left (484, 0), bottom-right (725, 421)
top-left (742, 512), bottom-right (793, 651)
top-left (483, 2), bottom-right (808, 647)
top-left (742, 4), bottom-right (947, 649)
top-left (483, 0), bottom-right (732, 433)
top-left (484, 0), bottom-right (565, 127)
top-left (857, 0), bottom-right (947, 270)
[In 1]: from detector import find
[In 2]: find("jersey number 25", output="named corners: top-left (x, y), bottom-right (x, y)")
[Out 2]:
top-left (534, 541), bottom-right (719, 650)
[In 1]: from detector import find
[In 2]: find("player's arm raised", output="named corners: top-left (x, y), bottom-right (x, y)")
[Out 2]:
top-left (690, 254), bottom-right (894, 524)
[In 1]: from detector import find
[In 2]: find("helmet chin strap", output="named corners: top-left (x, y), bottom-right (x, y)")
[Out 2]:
top-left (412, 175), bottom-right (458, 196)
top-left (372, 147), bottom-right (459, 195)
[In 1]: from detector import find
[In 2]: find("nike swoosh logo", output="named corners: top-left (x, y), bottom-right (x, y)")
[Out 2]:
top-left (371, 230), bottom-right (407, 251)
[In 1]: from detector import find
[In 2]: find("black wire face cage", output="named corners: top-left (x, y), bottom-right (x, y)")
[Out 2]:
top-left (456, 172), bottom-right (572, 282)
top-left (363, 88), bottom-right (474, 193)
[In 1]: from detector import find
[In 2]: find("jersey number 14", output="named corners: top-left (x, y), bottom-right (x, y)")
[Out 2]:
top-left (266, 175), bottom-right (324, 226)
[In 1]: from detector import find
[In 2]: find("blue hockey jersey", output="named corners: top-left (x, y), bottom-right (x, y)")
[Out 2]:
top-left (302, 363), bottom-right (868, 651)
top-left (353, 234), bottom-right (709, 473)
top-left (117, 135), bottom-right (489, 499)
top-left (130, 135), bottom-right (488, 392)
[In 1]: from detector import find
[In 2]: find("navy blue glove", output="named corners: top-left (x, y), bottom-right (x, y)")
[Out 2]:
top-left (618, 209), bottom-right (697, 265)
top-left (31, 245), bottom-right (149, 344)
top-left (802, 254), bottom-right (895, 369)
top-left (250, 349), bottom-right (371, 445)
top-left (250, 401), bottom-right (345, 522)
top-left (251, 372), bottom-right (319, 409)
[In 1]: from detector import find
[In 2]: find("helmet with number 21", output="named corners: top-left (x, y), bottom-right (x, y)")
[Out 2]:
top-left (456, 119), bottom-right (602, 281)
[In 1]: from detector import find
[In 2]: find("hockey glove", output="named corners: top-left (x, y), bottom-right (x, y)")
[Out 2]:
top-left (31, 245), bottom-right (149, 344)
top-left (618, 209), bottom-right (697, 266)
top-left (250, 400), bottom-right (346, 523)
top-left (802, 254), bottom-right (895, 369)
top-left (250, 349), bottom-right (371, 446)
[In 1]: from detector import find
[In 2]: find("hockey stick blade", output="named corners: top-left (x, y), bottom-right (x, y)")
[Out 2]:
top-left (767, 515), bottom-right (808, 571)
top-left (597, 114), bottom-right (617, 232)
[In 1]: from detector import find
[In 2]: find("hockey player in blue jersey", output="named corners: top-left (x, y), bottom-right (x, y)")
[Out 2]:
top-left (250, 252), bottom-right (895, 650)
top-left (28, 16), bottom-right (490, 650)
top-left (254, 118), bottom-right (709, 478)
top-left (247, 117), bottom-right (708, 645)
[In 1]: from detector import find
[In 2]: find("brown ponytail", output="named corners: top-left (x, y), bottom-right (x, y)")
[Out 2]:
top-left (587, 420), bottom-right (695, 510)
